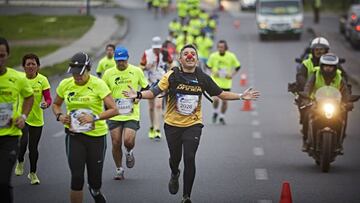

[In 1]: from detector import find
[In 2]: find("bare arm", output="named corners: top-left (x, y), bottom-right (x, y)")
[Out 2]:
top-left (52, 94), bottom-right (70, 125)
top-left (122, 86), bottom-right (156, 100)
top-left (101, 94), bottom-right (118, 119)
top-left (15, 95), bottom-right (34, 129)
top-left (218, 87), bottom-right (260, 101)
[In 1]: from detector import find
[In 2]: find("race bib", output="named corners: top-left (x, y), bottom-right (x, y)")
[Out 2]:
top-left (218, 68), bottom-right (227, 78)
top-left (115, 98), bottom-right (134, 115)
top-left (0, 103), bottom-right (13, 128)
top-left (69, 109), bottom-right (94, 133)
top-left (176, 94), bottom-right (199, 115)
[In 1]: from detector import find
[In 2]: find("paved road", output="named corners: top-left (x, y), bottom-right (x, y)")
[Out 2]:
top-left (5, 6), bottom-right (360, 203)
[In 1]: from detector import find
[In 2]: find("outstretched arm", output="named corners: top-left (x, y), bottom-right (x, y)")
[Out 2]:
top-left (218, 87), bottom-right (260, 101)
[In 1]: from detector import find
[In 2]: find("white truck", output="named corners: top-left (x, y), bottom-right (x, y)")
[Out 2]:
top-left (256, 0), bottom-right (303, 40)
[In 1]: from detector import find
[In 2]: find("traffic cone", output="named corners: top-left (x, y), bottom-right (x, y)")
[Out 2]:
top-left (239, 73), bottom-right (247, 86)
top-left (233, 19), bottom-right (240, 29)
top-left (241, 100), bottom-right (252, 111)
top-left (279, 182), bottom-right (293, 203)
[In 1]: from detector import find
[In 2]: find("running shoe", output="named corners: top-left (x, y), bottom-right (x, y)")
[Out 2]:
top-left (28, 172), bottom-right (40, 185)
top-left (219, 118), bottom-right (226, 125)
top-left (212, 113), bottom-right (218, 124)
top-left (114, 167), bottom-right (124, 180)
top-left (154, 129), bottom-right (161, 141)
top-left (148, 127), bottom-right (156, 139)
top-left (15, 161), bottom-right (24, 176)
top-left (181, 196), bottom-right (192, 203)
top-left (168, 171), bottom-right (180, 195)
top-left (126, 150), bottom-right (135, 168)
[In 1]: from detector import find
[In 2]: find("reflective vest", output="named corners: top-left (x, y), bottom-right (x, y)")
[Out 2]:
top-left (311, 68), bottom-right (342, 98)
top-left (302, 57), bottom-right (316, 79)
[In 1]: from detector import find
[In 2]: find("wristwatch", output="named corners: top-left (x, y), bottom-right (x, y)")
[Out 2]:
top-left (93, 114), bottom-right (100, 121)
top-left (56, 113), bottom-right (63, 121)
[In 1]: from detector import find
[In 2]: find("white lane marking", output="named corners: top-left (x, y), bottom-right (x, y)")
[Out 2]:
top-left (251, 111), bottom-right (258, 116)
top-left (258, 200), bottom-right (273, 203)
top-left (255, 168), bottom-right (268, 180)
top-left (53, 131), bottom-right (64, 138)
top-left (252, 120), bottom-right (260, 126)
top-left (252, 132), bottom-right (262, 139)
top-left (253, 147), bottom-right (264, 156)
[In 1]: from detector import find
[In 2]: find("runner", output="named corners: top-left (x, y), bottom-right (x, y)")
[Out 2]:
top-left (52, 52), bottom-right (118, 203)
top-left (96, 44), bottom-right (116, 78)
top-left (123, 44), bottom-right (259, 203)
top-left (102, 46), bottom-right (149, 180)
top-left (14, 54), bottom-right (52, 185)
top-left (0, 37), bottom-right (34, 203)
top-left (140, 36), bottom-right (173, 140)
top-left (207, 40), bottom-right (241, 125)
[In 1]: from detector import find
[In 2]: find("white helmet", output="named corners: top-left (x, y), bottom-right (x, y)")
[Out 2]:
top-left (310, 37), bottom-right (330, 49)
top-left (320, 53), bottom-right (339, 66)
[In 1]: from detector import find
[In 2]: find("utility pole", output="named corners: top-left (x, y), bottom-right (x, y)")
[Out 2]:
top-left (86, 0), bottom-right (90, 15)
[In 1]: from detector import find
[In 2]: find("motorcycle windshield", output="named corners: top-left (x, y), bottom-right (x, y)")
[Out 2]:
top-left (314, 86), bottom-right (342, 104)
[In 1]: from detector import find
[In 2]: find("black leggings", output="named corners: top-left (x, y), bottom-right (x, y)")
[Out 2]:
top-left (164, 123), bottom-right (203, 197)
top-left (0, 136), bottom-right (18, 203)
top-left (18, 124), bottom-right (43, 173)
top-left (65, 131), bottom-right (106, 191)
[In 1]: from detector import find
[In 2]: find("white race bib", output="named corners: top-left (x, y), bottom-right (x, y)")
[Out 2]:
top-left (69, 109), bottom-right (94, 133)
top-left (0, 103), bottom-right (13, 128)
top-left (218, 68), bottom-right (227, 78)
top-left (115, 98), bottom-right (134, 115)
top-left (176, 94), bottom-right (199, 115)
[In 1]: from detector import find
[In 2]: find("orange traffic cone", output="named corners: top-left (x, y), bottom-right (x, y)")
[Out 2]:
top-left (241, 100), bottom-right (252, 111)
top-left (279, 182), bottom-right (293, 203)
top-left (239, 73), bottom-right (247, 86)
top-left (233, 19), bottom-right (240, 29)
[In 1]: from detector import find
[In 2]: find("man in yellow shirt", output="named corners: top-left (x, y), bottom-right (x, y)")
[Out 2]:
top-left (207, 40), bottom-right (241, 125)
top-left (96, 44), bottom-right (116, 78)
top-left (0, 37), bottom-right (34, 203)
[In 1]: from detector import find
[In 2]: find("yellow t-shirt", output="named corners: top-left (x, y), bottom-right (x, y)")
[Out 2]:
top-left (207, 51), bottom-right (241, 89)
top-left (21, 73), bottom-right (51, 127)
top-left (96, 56), bottom-right (116, 74)
top-left (102, 64), bottom-right (148, 121)
top-left (0, 68), bottom-right (33, 136)
top-left (56, 75), bottom-right (111, 137)
top-left (157, 69), bottom-right (222, 127)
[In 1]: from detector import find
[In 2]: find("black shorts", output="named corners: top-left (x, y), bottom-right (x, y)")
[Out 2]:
top-left (107, 120), bottom-right (140, 131)
top-left (221, 88), bottom-right (231, 92)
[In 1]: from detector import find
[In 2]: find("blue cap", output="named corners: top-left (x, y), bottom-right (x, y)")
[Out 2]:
top-left (114, 46), bottom-right (129, 61)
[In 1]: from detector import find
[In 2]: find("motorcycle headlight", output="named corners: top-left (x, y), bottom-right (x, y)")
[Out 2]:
top-left (323, 103), bottom-right (335, 119)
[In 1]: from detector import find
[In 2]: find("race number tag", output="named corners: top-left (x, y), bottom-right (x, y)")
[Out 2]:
top-left (0, 103), bottom-right (13, 128)
top-left (218, 68), bottom-right (227, 78)
top-left (176, 94), bottom-right (199, 115)
top-left (69, 109), bottom-right (94, 133)
top-left (115, 98), bottom-right (134, 115)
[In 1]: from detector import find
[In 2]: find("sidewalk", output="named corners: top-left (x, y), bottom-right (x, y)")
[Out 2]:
top-left (306, 13), bottom-right (360, 86)
top-left (37, 14), bottom-right (124, 68)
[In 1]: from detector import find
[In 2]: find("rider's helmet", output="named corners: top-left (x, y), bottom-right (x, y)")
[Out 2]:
top-left (319, 53), bottom-right (339, 78)
top-left (310, 37), bottom-right (330, 50)
top-left (68, 52), bottom-right (91, 75)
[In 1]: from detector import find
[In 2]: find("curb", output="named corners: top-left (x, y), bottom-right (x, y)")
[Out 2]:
top-left (308, 27), bottom-right (359, 86)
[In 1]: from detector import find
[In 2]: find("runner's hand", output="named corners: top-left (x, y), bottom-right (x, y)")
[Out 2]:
top-left (77, 113), bottom-right (94, 125)
top-left (15, 116), bottom-right (26, 129)
top-left (242, 87), bottom-right (260, 100)
top-left (122, 85), bottom-right (137, 99)
top-left (40, 102), bottom-right (49, 109)
top-left (59, 114), bottom-right (70, 125)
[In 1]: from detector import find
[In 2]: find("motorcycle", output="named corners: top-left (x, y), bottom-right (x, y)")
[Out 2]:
top-left (302, 86), bottom-right (359, 172)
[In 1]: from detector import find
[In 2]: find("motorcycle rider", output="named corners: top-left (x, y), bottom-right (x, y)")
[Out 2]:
top-left (302, 53), bottom-right (350, 153)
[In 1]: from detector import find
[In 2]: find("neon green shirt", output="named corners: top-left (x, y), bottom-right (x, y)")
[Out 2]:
top-left (195, 36), bottom-right (213, 58)
top-left (22, 73), bottom-right (51, 127)
top-left (0, 68), bottom-right (33, 136)
top-left (96, 56), bottom-right (116, 75)
top-left (56, 75), bottom-right (111, 137)
top-left (102, 64), bottom-right (148, 121)
top-left (207, 51), bottom-right (241, 89)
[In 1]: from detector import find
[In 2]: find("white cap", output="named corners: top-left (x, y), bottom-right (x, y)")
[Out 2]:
top-left (152, 36), bottom-right (162, 49)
